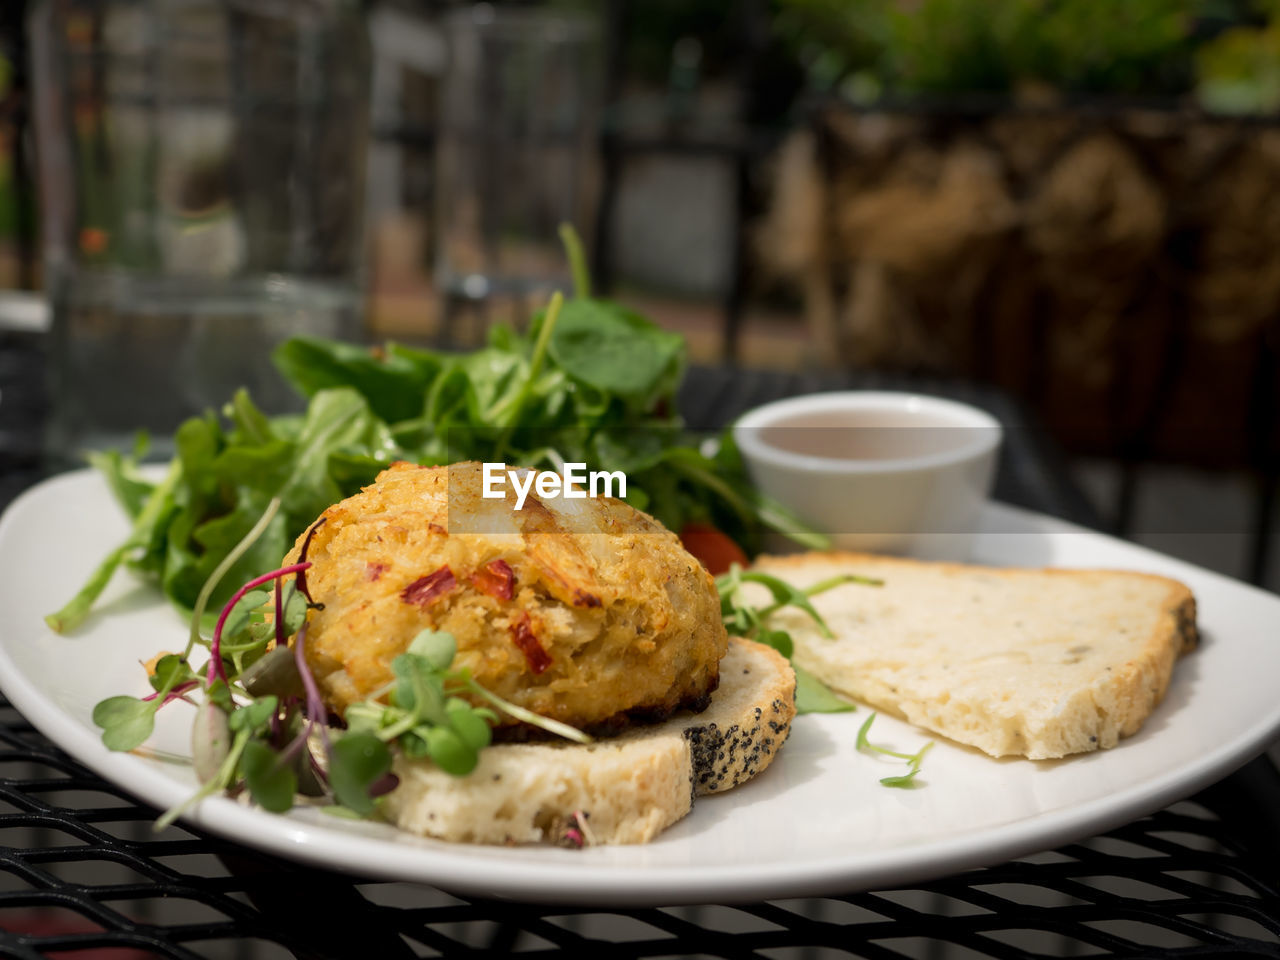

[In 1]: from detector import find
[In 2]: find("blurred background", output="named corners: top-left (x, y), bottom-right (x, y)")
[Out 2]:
top-left (2, 0), bottom-right (1280, 588)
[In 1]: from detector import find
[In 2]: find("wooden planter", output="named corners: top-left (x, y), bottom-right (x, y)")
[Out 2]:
top-left (758, 103), bottom-right (1280, 465)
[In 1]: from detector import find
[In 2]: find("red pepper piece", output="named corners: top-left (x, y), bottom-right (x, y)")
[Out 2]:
top-left (471, 559), bottom-right (515, 601)
top-left (400, 565), bottom-right (456, 607)
top-left (510, 612), bottom-right (552, 674)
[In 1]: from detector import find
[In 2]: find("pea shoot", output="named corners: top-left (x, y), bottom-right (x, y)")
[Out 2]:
top-left (717, 566), bottom-right (937, 788)
top-left (715, 565), bottom-right (881, 714)
top-left (857, 713), bottom-right (935, 788)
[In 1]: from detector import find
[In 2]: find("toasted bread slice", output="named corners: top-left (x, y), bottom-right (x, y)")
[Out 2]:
top-left (382, 638), bottom-right (796, 845)
top-left (750, 552), bottom-right (1196, 760)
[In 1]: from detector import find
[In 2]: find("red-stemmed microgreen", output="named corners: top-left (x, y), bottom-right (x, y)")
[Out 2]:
top-left (87, 496), bottom-right (281, 756)
top-left (207, 562), bottom-right (310, 686)
top-left (141, 680), bottom-right (200, 706)
top-left (273, 577), bottom-right (286, 649)
top-left (292, 622), bottom-right (331, 754)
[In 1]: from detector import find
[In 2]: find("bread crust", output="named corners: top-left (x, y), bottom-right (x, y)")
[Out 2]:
top-left (751, 551), bottom-right (1196, 759)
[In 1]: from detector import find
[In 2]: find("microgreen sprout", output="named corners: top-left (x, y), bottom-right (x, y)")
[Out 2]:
top-left (207, 562), bottom-right (310, 685)
top-left (715, 565), bottom-right (881, 714)
top-left (344, 627), bottom-right (590, 778)
top-left (856, 713), bottom-right (935, 788)
top-left (90, 496), bottom-right (591, 831)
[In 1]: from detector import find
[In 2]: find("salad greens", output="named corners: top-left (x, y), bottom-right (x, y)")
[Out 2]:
top-left (48, 227), bottom-right (823, 634)
top-left (715, 565), bottom-right (881, 714)
top-left (63, 223), bottom-right (928, 820)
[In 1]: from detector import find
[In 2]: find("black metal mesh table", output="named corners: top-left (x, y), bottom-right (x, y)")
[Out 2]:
top-left (1, 342), bottom-right (1278, 959)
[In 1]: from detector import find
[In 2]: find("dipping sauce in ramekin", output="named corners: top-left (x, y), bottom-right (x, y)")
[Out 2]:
top-left (734, 392), bottom-right (1002, 560)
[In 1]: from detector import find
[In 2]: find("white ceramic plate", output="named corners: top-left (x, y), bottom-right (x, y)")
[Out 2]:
top-left (2, 469), bottom-right (1278, 906)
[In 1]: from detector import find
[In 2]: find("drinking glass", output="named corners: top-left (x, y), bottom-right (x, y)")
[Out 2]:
top-left (29, 0), bottom-right (371, 461)
top-left (435, 5), bottom-right (599, 331)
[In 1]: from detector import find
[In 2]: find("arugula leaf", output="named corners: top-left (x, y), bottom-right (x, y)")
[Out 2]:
top-left (180, 495), bottom-right (290, 617)
top-left (46, 459), bottom-right (182, 634)
top-left (88, 445), bottom-right (155, 520)
top-left (278, 387), bottom-right (388, 521)
top-left (272, 336), bottom-right (440, 425)
top-left (559, 222), bottom-right (592, 298)
top-left (754, 626), bottom-right (795, 659)
top-left (794, 664), bottom-right (856, 713)
top-left (226, 388), bottom-right (277, 446)
top-left (547, 299), bottom-right (684, 409)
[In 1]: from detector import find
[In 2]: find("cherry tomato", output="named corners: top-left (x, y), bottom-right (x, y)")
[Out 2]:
top-left (679, 522), bottom-right (748, 575)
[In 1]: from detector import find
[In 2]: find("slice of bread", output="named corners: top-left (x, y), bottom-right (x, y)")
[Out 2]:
top-left (750, 553), bottom-right (1197, 760)
top-left (382, 638), bottom-right (796, 845)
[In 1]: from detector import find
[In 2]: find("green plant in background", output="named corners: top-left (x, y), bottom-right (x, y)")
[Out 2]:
top-left (1197, 0), bottom-right (1280, 112)
top-left (772, 0), bottom-right (893, 97)
top-left (1023, 0), bottom-right (1194, 94)
top-left (776, 0), bottom-right (1280, 112)
top-left (879, 0), bottom-right (1040, 95)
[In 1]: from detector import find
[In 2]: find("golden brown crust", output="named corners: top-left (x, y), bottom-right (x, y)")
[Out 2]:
top-left (286, 461), bottom-right (728, 733)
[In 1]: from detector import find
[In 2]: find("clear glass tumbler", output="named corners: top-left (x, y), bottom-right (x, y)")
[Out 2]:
top-left (29, 0), bottom-right (371, 461)
top-left (435, 6), bottom-right (599, 329)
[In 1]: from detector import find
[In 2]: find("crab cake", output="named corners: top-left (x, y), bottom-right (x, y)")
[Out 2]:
top-left (284, 461), bottom-right (728, 734)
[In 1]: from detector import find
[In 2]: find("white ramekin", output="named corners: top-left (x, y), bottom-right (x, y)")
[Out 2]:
top-left (734, 391), bottom-right (1002, 560)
